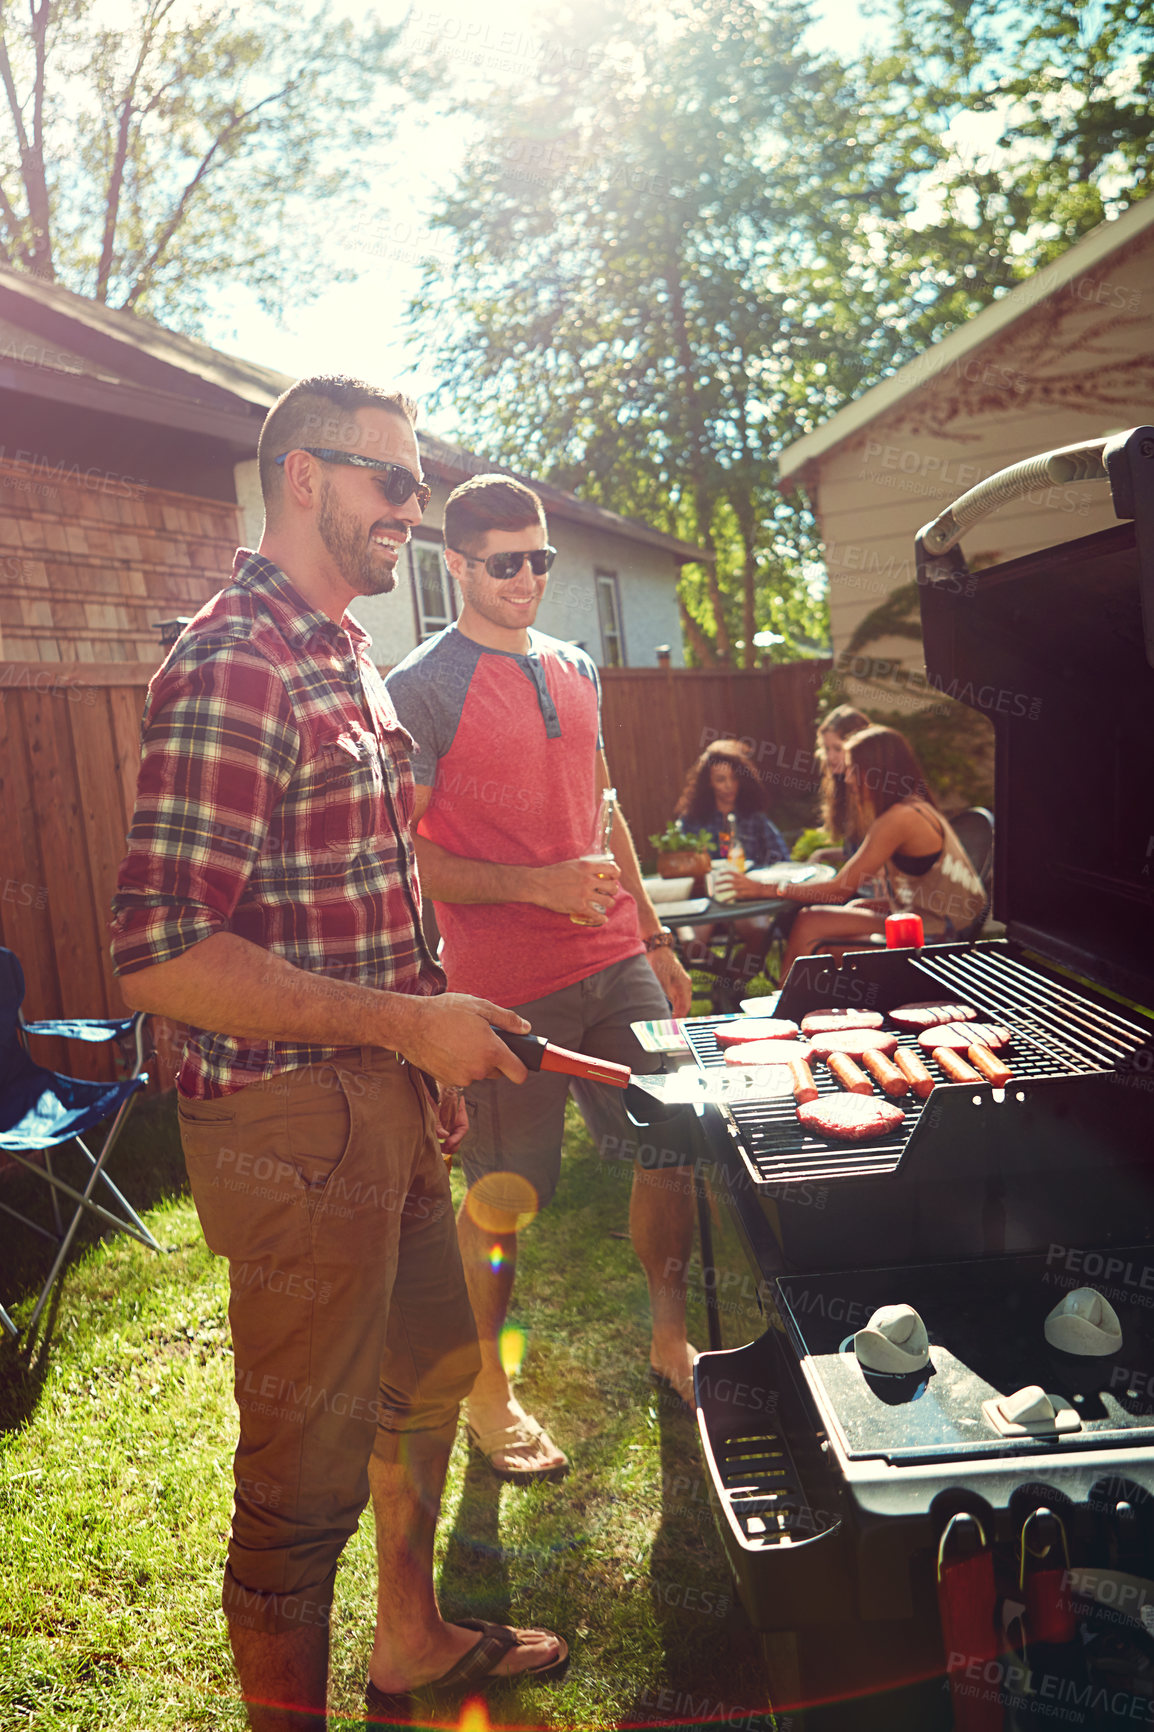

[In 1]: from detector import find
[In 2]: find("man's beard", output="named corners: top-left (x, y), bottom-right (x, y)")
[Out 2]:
top-left (318, 480), bottom-right (398, 597)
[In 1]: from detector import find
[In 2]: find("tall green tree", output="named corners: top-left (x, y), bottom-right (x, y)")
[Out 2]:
top-left (843, 0), bottom-right (1154, 357)
top-left (407, 0), bottom-right (1152, 666)
top-left (0, 0), bottom-right (408, 330)
top-left (407, 0), bottom-right (863, 665)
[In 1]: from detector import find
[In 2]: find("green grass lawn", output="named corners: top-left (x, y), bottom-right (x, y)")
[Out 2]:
top-left (1, 1095), bottom-right (781, 1731)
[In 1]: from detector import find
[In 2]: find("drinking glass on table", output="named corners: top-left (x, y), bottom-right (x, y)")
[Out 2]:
top-left (709, 858), bottom-right (737, 903)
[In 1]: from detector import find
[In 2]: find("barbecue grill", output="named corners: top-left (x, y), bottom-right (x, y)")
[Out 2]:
top-left (689, 427), bottom-right (1154, 1729)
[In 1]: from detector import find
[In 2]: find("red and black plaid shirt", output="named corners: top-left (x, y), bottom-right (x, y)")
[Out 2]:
top-left (110, 550), bottom-right (443, 1097)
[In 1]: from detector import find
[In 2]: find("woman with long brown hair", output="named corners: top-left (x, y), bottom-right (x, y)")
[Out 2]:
top-left (815, 703), bottom-right (870, 857)
top-left (725, 725), bottom-right (986, 972)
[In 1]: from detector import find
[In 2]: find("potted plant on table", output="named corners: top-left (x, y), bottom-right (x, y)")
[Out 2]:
top-left (648, 821), bottom-right (715, 880)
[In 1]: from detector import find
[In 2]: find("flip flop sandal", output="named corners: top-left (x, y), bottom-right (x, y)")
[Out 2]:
top-left (365, 1618), bottom-right (570, 1721)
top-left (465, 1413), bottom-right (570, 1482)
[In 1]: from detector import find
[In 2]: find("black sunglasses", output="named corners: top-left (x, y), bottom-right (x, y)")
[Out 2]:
top-left (446, 544), bottom-right (557, 581)
top-left (275, 446), bottom-right (431, 512)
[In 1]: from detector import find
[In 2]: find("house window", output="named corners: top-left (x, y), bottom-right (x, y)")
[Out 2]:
top-left (595, 570), bottom-right (625, 667)
top-left (410, 540), bottom-right (454, 640)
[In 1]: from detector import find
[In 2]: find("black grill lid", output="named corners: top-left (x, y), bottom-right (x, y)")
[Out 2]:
top-left (915, 426), bottom-right (1154, 1008)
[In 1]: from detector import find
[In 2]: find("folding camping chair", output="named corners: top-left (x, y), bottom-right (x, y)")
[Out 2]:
top-left (0, 947), bottom-right (158, 1338)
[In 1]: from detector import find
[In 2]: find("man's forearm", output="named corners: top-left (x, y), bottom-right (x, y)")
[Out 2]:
top-left (413, 834), bottom-right (542, 906)
top-left (117, 930), bottom-right (427, 1049)
top-left (116, 930), bottom-right (532, 1088)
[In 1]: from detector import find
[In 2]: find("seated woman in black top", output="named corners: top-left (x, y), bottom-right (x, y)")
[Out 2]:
top-left (728, 725), bottom-right (986, 971)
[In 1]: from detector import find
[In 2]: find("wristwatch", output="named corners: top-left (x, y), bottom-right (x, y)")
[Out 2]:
top-left (643, 926), bottom-right (676, 951)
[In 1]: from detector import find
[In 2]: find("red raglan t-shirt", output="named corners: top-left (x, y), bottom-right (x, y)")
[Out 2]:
top-left (385, 626), bottom-right (643, 1005)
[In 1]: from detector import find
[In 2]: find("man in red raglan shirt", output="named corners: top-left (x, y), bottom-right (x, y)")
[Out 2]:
top-left (387, 474), bottom-right (702, 1481)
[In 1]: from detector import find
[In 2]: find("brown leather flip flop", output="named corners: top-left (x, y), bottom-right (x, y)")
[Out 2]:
top-left (365, 1619), bottom-right (570, 1721)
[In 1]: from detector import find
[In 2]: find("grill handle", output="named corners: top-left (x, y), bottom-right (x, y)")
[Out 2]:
top-left (919, 438), bottom-right (1109, 556)
top-left (916, 425), bottom-right (1154, 669)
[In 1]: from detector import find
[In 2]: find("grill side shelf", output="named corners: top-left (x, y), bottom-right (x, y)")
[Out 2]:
top-left (694, 1335), bottom-right (852, 1628)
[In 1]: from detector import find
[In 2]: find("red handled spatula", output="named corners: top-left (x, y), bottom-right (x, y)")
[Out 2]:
top-left (490, 1028), bottom-right (686, 1126)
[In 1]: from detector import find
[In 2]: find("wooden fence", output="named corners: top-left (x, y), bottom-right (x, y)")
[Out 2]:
top-left (599, 659), bottom-right (832, 857)
top-left (0, 656), bottom-right (829, 1085)
top-left (1, 661), bottom-right (154, 1085)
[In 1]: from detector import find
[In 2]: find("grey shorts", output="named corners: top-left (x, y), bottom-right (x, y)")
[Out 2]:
top-left (460, 953), bottom-right (703, 1212)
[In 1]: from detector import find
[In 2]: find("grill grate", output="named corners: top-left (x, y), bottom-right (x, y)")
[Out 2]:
top-left (684, 950), bottom-right (1152, 1188)
top-left (910, 948), bottom-right (1150, 1073)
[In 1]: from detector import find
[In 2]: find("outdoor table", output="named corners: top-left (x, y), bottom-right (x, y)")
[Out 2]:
top-left (642, 860), bottom-right (836, 927)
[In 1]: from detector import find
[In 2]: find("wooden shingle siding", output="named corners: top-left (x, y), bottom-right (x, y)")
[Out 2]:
top-left (0, 456), bottom-right (241, 663)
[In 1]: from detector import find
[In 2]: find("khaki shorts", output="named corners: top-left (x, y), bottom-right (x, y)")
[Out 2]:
top-left (179, 1048), bottom-right (479, 1635)
top-left (461, 954), bottom-right (703, 1214)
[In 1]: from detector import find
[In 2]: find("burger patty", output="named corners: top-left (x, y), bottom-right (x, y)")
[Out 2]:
top-left (717, 1064), bottom-right (797, 1096)
top-left (800, 1009), bottom-right (884, 1034)
top-left (889, 1000), bottom-right (980, 1029)
top-left (797, 1094), bottom-right (906, 1141)
top-left (715, 1017), bottom-right (799, 1046)
top-left (808, 1028), bottom-right (899, 1060)
top-left (917, 1022), bottom-right (1011, 1052)
top-left (725, 1038), bottom-right (815, 1067)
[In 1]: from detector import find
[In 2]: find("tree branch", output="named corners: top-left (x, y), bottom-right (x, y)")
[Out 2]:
top-left (119, 80), bottom-right (294, 309)
top-left (96, 16), bottom-right (168, 302)
top-left (25, 0), bottom-right (53, 276)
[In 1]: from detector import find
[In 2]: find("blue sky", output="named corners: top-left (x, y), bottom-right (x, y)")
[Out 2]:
top-left (205, 0), bottom-right (888, 435)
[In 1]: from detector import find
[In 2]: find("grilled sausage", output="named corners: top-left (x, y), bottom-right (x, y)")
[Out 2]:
top-left (826, 1051), bottom-right (873, 1095)
top-left (932, 1046), bottom-right (982, 1083)
top-left (789, 1056), bottom-right (819, 1104)
top-left (861, 1046), bottom-right (909, 1097)
top-left (968, 1044), bottom-right (1013, 1086)
top-left (894, 1046), bottom-right (935, 1099)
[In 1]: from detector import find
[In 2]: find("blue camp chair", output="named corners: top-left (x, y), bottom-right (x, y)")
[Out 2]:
top-left (0, 947), bottom-right (158, 1337)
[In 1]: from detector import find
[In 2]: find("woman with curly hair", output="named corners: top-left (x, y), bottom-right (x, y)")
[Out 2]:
top-left (673, 739), bottom-right (788, 867)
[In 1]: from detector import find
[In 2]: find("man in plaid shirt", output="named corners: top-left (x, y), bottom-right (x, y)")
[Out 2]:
top-left (110, 377), bottom-right (566, 1730)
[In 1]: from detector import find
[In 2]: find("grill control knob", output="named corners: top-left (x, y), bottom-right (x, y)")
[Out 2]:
top-left (1043, 1286), bottom-right (1123, 1356)
top-left (983, 1383), bottom-right (1081, 1435)
top-left (854, 1302), bottom-right (930, 1374)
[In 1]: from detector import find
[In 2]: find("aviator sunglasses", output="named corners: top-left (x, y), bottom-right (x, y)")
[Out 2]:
top-left (275, 447), bottom-right (431, 512)
top-left (446, 544), bottom-right (557, 581)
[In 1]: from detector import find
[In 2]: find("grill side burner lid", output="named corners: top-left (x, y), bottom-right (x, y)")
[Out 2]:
top-left (915, 426), bottom-right (1154, 1008)
top-left (777, 1246), bottom-right (1154, 1468)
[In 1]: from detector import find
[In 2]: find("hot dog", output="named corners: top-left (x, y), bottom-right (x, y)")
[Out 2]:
top-left (826, 1051), bottom-right (873, 1095)
top-left (861, 1047), bottom-right (909, 1098)
top-left (932, 1046), bottom-right (982, 1084)
top-left (789, 1056), bottom-right (819, 1104)
top-left (968, 1044), bottom-right (1013, 1086)
top-left (894, 1046), bottom-right (934, 1099)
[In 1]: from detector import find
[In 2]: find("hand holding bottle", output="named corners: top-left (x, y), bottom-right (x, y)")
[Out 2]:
top-left (570, 787), bottom-right (618, 925)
